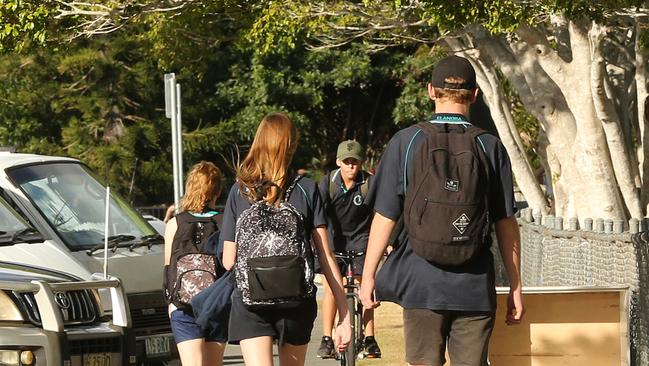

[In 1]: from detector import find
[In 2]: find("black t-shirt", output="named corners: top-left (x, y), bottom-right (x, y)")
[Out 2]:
top-left (317, 169), bottom-right (373, 252)
top-left (220, 177), bottom-right (327, 244)
top-left (374, 113), bottom-right (517, 312)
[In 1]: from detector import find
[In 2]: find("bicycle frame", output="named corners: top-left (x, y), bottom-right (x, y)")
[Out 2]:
top-left (335, 251), bottom-right (365, 366)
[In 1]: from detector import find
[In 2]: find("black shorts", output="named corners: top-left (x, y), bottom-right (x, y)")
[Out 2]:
top-left (314, 253), bottom-right (366, 277)
top-left (228, 291), bottom-right (318, 345)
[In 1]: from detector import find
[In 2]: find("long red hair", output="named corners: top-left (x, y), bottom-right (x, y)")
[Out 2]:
top-left (237, 112), bottom-right (298, 205)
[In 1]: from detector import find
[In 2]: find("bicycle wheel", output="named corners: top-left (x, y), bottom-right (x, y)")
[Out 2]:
top-left (345, 294), bottom-right (356, 366)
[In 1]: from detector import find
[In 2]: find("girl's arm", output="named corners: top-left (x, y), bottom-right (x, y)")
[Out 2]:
top-left (312, 226), bottom-right (351, 350)
top-left (223, 240), bottom-right (236, 271)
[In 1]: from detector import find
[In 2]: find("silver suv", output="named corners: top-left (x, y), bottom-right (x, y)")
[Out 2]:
top-left (0, 260), bottom-right (134, 366)
top-left (0, 152), bottom-right (175, 364)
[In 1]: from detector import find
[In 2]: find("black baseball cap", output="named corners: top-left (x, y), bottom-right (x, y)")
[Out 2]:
top-left (431, 55), bottom-right (477, 90)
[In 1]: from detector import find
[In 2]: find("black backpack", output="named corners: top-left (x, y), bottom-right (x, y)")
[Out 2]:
top-left (403, 122), bottom-right (491, 266)
top-left (234, 175), bottom-right (315, 308)
top-left (164, 211), bottom-right (225, 308)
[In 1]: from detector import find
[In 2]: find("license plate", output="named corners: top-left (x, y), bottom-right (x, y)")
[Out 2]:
top-left (145, 336), bottom-right (171, 356)
top-left (83, 353), bottom-right (111, 366)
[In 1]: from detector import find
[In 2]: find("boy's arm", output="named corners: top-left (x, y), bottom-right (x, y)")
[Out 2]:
top-left (360, 212), bottom-right (396, 309)
top-left (495, 215), bottom-right (524, 324)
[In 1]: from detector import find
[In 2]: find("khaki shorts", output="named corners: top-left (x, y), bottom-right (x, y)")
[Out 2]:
top-left (403, 309), bottom-right (495, 366)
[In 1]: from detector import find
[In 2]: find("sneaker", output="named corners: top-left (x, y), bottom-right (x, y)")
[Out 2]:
top-left (317, 336), bottom-right (336, 359)
top-left (363, 336), bottom-right (381, 358)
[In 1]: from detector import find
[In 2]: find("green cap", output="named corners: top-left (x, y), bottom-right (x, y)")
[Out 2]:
top-left (336, 140), bottom-right (363, 161)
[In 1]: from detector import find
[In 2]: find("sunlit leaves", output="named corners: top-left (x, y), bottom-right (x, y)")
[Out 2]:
top-left (0, 1), bottom-right (54, 53)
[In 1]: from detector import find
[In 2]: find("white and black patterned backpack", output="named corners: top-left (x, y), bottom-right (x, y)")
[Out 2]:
top-left (234, 175), bottom-right (315, 308)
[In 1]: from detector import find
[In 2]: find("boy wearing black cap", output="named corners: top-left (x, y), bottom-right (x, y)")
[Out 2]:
top-left (359, 55), bottom-right (524, 365)
top-left (316, 140), bottom-right (381, 359)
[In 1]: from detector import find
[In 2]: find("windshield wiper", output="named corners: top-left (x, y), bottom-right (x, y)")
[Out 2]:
top-left (0, 228), bottom-right (43, 245)
top-left (0, 231), bottom-right (13, 245)
top-left (11, 227), bottom-right (43, 243)
top-left (86, 235), bottom-right (136, 255)
top-left (129, 234), bottom-right (164, 251)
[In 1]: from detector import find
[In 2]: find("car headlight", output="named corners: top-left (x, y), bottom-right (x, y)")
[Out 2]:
top-left (0, 291), bottom-right (23, 322)
top-left (0, 350), bottom-right (35, 366)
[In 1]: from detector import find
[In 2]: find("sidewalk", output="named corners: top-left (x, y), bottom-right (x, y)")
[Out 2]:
top-left (222, 282), bottom-right (337, 366)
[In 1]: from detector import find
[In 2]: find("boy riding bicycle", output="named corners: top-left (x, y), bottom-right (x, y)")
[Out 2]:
top-left (316, 140), bottom-right (381, 359)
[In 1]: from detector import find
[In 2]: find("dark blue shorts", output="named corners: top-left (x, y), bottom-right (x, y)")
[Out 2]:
top-left (170, 308), bottom-right (227, 343)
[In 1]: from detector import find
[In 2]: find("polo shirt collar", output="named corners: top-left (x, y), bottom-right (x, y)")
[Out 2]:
top-left (331, 168), bottom-right (366, 194)
top-left (429, 113), bottom-right (471, 124)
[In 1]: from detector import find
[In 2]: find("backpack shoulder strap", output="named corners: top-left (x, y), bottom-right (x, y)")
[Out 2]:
top-left (328, 169), bottom-right (339, 201)
top-left (464, 125), bottom-right (489, 143)
top-left (283, 174), bottom-right (303, 202)
top-left (213, 212), bottom-right (223, 229)
top-left (404, 122), bottom-right (439, 194)
top-left (359, 171), bottom-right (370, 199)
top-left (464, 125), bottom-right (492, 177)
top-left (174, 211), bottom-right (202, 228)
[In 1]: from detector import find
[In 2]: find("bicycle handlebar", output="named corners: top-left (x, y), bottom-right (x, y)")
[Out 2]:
top-left (334, 250), bottom-right (365, 261)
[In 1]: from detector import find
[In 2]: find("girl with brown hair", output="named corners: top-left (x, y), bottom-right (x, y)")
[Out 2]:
top-left (164, 161), bottom-right (226, 366)
top-left (221, 112), bottom-right (351, 366)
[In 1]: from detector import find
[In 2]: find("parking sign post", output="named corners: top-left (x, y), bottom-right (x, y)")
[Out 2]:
top-left (164, 73), bottom-right (183, 212)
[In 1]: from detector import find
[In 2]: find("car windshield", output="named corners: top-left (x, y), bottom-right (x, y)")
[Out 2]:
top-left (7, 162), bottom-right (156, 250)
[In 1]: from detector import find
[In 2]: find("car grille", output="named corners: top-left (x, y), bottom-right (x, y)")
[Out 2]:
top-left (69, 337), bottom-right (121, 354)
top-left (12, 290), bottom-right (98, 326)
top-left (127, 292), bottom-right (171, 335)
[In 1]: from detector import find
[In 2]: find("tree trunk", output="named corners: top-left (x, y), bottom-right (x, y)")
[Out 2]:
top-left (511, 21), bottom-right (626, 220)
top-left (590, 23), bottom-right (644, 219)
top-left (636, 21), bottom-right (649, 214)
top-left (444, 36), bottom-right (549, 214)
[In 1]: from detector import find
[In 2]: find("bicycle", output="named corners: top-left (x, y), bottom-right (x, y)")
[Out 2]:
top-left (334, 250), bottom-right (365, 366)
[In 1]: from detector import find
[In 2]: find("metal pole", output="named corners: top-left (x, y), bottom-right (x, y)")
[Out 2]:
top-left (167, 76), bottom-right (180, 212)
top-left (175, 83), bottom-right (184, 198)
top-left (103, 187), bottom-right (110, 279)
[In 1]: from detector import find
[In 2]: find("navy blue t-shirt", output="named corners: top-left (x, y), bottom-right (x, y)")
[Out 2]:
top-left (317, 169), bottom-right (373, 252)
top-left (374, 113), bottom-right (517, 312)
top-left (220, 177), bottom-right (327, 244)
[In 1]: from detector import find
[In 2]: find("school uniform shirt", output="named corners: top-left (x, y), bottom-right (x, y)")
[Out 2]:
top-left (374, 113), bottom-right (517, 312)
top-left (318, 169), bottom-right (374, 252)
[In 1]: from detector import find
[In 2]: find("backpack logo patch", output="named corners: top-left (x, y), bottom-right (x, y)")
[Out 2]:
top-left (444, 178), bottom-right (459, 192)
top-left (452, 213), bottom-right (470, 234)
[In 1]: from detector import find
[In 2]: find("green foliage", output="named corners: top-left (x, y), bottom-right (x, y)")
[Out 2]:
top-left (248, 1), bottom-right (306, 55)
top-left (0, 29), bottom-right (169, 203)
top-left (0, 2), bottom-right (411, 204)
top-left (392, 45), bottom-right (445, 126)
top-left (0, 1), bottom-right (54, 53)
